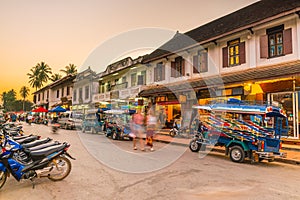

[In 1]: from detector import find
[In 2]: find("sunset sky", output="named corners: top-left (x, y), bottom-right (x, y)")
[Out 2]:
top-left (0, 0), bottom-right (258, 100)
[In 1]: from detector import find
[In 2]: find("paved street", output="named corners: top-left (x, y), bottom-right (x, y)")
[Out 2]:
top-left (1, 123), bottom-right (300, 200)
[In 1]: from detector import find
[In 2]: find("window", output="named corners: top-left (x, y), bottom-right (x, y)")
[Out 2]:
top-left (56, 90), bottom-right (59, 98)
top-left (85, 86), bottom-right (89, 99)
top-left (223, 39), bottom-right (245, 67)
top-left (137, 71), bottom-right (146, 85)
top-left (100, 82), bottom-right (105, 93)
top-left (38, 94), bottom-right (40, 101)
top-left (47, 90), bottom-right (49, 99)
top-left (193, 49), bottom-right (208, 73)
top-left (171, 57), bottom-right (185, 78)
top-left (73, 90), bottom-right (77, 101)
top-left (42, 92), bottom-right (44, 100)
top-left (79, 88), bottom-right (83, 101)
top-left (131, 73), bottom-right (137, 87)
top-left (122, 77), bottom-right (127, 88)
top-left (61, 88), bottom-right (64, 97)
top-left (67, 86), bottom-right (70, 96)
top-left (107, 81), bottom-right (111, 91)
top-left (122, 76), bottom-right (126, 83)
top-left (154, 62), bottom-right (165, 81)
top-left (260, 25), bottom-right (292, 58)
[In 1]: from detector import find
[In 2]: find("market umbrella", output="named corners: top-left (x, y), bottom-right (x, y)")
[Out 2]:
top-left (32, 106), bottom-right (48, 113)
top-left (49, 106), bottom-right (67, 112)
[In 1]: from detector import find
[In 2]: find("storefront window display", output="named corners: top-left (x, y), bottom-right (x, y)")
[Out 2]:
top-left (268, 92), bottom-right (299, 138)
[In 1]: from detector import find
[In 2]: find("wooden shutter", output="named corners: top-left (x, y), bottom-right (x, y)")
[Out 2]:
top-left (193, 55), bottom-right (199, 73)
top-left (161, 65), bottom-right (165, 80)
top-left (222, 47), bottom-right (228, 67)
top-left (239, 42), bottom-right (246, 64)
top-left (283, 28), bottom-right (292, 55)
top-left (137, 75), bottom-right (143, 85)
top-left (260, 35), bottom-right (268, 58)
top-left (181, 59), bottom-right (185, 76)
top-left (201, 51), bottom-right (208, 72)
top-left (171, 62), bottom-right (175, 77)
top-left (154, 67), bottom-right (157, 82)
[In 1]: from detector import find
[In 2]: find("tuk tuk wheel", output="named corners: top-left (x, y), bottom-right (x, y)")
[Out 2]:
top-left (229, 145), bottom-right (245, 163)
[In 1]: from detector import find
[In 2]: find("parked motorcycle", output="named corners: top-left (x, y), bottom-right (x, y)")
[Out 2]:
top-left (169, 121), bottom-right (189, 137)
top-left (1, 123), bottom-right (24, 136)
top-left (189, 122), bottom-right (208, 152)
top-left (105, 122), bottom-right (121, 140)
top-left (2, 133), bottom-right (56, 163)
top-left (0, 134), bottom-right (75, 189)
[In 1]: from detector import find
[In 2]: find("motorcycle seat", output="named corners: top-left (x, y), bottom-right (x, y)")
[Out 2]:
top-left (14, 135), bottom-right (38, 144)
top-left (30, 143), bottom-right (67, 160)
top-left (26, 141), bottom-right (60, 152)
top-left (8, 131), bottom-right (20, 136)
top-left (12, 134), bottom-right (33, 140)
top-left (22, 137), bottom-right (52, 148)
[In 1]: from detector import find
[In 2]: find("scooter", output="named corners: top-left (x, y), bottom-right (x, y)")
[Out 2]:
top-left (189, 122), bottom-right (208, 152)
top-left (52, 124), bottom-right (60, 134)
top-left (169, 122), bottom-right (189, 137)
top-left (0, 135), bottom-right (75, 189)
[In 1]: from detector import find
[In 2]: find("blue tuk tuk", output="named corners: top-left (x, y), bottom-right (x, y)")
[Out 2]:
top-left (189, 98), bottom-right (288, 163)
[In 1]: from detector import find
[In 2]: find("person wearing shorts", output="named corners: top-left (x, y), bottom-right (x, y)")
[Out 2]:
top-left (132, 108), bottom-right (145, 151)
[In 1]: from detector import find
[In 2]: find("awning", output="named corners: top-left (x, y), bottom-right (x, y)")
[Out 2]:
top-left (49, 106), bottom-right (67, 113)
top-left (157, 101), bottom-right (180, 105)
top-left (32, 107), bottom-right (48, 113)
top-left (139, 60), bottom-right (300, 97)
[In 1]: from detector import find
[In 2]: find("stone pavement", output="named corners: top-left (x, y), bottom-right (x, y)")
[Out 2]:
top-left (151, 131), bottom-right (300, 165)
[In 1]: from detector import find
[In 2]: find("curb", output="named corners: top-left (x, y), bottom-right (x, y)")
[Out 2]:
top-left (153, 137), bottom-right (300, 166)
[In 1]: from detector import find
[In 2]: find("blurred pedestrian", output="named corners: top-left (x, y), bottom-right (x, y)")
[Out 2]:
top-left (159, 109), bottom-right (166, 128)
top-left (27, 115), bottom-right (32, 125)
top-left (146, 109), bottom-right (157, 151)
top-left (132, 108), bottom-right (145, 151)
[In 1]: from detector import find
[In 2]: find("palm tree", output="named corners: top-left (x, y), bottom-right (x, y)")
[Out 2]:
top-left (20, 86), bottom-right (30, 111)
top-left (50, 73), bottom-right (62, 82)
top-left (27, 65), bottom-right (41, 91)
top-left (1, 90), bottom-right (16, 111)
top-left (60, 63), bottom-right (77, 75)
top-left (27, 62), bottom-right (52, 91)
top-left (37, 62), bottom-right (52, 84)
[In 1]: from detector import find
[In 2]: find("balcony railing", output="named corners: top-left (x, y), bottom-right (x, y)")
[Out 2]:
top-left (111, 82), bottom-right (128, 90)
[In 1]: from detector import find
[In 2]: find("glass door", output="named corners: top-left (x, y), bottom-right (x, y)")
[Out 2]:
top-left (268, 92), bottom-right (299, 138)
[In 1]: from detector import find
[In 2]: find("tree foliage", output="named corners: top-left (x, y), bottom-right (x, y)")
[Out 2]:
top-left (1, 89), bottom-right (17, 112)
top-left (20, 86), bottom-right (30, 111)
top-left (50, 73), bottom-right (62, 82)
top-left (1, 89), bottom-right (33, 112)
top-left (60, 63), bottom-right (77, 75)
top-left (27, 62), bottom-right (52, 91)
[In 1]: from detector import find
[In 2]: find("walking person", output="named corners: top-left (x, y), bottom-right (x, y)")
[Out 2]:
top-left (159, 109), bottom-right (166, 128)
top-left (146, 109), bottom-right (157, 151)
top-left (132, 108), bottom-right (145, 151)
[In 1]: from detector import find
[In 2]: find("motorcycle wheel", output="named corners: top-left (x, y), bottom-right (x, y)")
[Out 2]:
top-left (47, 156), bottom-right (72, 181)
top-left (169, 130), bottom-right (176, 137)
top-left (0, 171), bottom-right (7, 189)
top-left (189, 140), bottom-right (201, 152)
